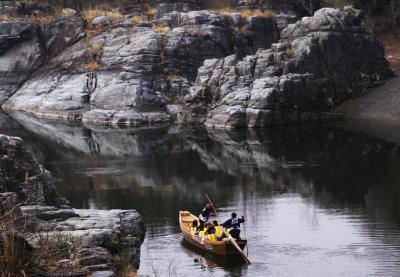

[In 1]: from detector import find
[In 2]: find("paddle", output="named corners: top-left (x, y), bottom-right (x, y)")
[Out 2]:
top-left (221, 227), bottom-right (252, 265)
top-left (205, 194), bottom-right (252, 265)
top-left (241, 210), bottom-right (249, 257)
top-left (206, 193), bottom-right (218, 216)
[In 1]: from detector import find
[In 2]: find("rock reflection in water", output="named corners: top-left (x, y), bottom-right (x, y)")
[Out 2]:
top-left (2, 111), bottom-right (400, 276)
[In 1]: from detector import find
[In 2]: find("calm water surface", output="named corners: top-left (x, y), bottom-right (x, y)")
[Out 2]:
top-left (2, 112), bottom-right (400, 276)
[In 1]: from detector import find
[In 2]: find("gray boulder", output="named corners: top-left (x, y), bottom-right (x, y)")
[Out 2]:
top-left (0, 133), bottom-right (146, 275)
top-left (156, 0), bottom-right (201, 17)
top-left (22, 206), bottom-right (145, 273)
top-left (92, 16), bottom-right (112, 27)
top-left (185, 8), bottom-right (390, 129)
top-left (0, 21), bottom-right (44, 103)
top-left (0, 1), bottom-right (17, 16)
top-left (0, 134), bottom-right (66, 206)
top-left (0, 19), bottom-right (85, 104)
top-left (3, 10), bottom-right (278, 125)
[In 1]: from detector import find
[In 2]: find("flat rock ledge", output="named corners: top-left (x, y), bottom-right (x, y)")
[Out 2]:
top-left (0, 106), bottom-right (173, 127)
top-left (0, 134), bottom-right (146, 276)
top-left (82, 109), bottom-right (171, 127)
top-left (22, 206), bottom-right (146, 276)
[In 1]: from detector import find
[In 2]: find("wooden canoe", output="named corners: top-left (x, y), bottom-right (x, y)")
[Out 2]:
top-left (179, 211), bottom-right (247, 256)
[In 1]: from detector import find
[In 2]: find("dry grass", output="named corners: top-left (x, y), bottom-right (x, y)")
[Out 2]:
top-left (88, 43), bottom-right (104, 57)
top-left (82, 60), bottom-right (101, 71)
top-left (143, 3), bottom-right (157, 19)
top-left (211, 8), bottom-right (274, 18)
top-left (31, 232), bottom-right (85, 275)
top-left (148, 7), bottom-right (157, 18)
top-left (165, 74), bottom-right (181, 81)
top-left (285, 46), bottom-right (294, 58)
top-left (152, 23), bottom-right (171, 35)
top-left (240, 9), bottom-right (274, 18)
top-left (202, 0), bottom-right (274, 18)
top-left (130, 15), bottom-right (143, 26)
top-left (83, 9), bottom-right (123, 25)
top-left (202, 0), bottom-right (234, 10)
top-left (119, 266), bottom-right (137, 277)
top-left (0, 216), bottom-right (25, 276)
top-left (85, 27), bottom-right (103, 39)
top-left (61, 8), bottom-right (77, 17)
top-left (30, 15), bottom-right (56, 24)
top-left (0, 198), bottom-right (29, 277)
top-left (82, 41), bottom-right (103, 71)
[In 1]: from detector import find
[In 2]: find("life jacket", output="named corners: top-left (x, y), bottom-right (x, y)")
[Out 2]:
top-left (199, 228), bottom-right (207, 237)
top-left (215, 226), bottom-right (223, 237)
top-left (207, 233), bottom-right (216, 241)
top-left (190, 227), bottom-right (198, 233)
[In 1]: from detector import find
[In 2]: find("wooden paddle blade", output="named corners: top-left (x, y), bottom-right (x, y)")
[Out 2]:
top-left (221, 228), bottom-right (251, 264)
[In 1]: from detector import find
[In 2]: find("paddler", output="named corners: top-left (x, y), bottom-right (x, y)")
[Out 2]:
top-left (190, 220), bottom-right (198, 235)
top-left (221, 213), bottom-right (245, 240)
top-left (198, 203), bottom-right (216, 223)
top-left (197, 221), bottom-right (207, 237)
top-left (205, 222), bottom-right (216, 241)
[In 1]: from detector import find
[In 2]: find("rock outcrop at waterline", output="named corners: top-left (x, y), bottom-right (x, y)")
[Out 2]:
top-left (0, 133), bottom-right (68, 207)
top-left (0, 6), bottom-right (391, 129)
top-left (0, 18), bottom-right (86, 103)
top-left (0, 134), bottom-right (145, 276)
top-left (184, 8), bottom-right (390, 128)
top-left (2, 10), bottom-right (278, 126)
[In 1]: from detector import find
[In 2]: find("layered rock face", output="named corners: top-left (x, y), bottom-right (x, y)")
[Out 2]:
top-left (0, 134), bottom-right (66, 206)
top-left (0, 134), bottom-right (145, 276)
top-left (0, 5), bottom-right (391, 129)
top-left (185, 8), bottom-right (390, 128)
top-left (0, 19), bottom-right (85, 103)
top-left (2, 10), bottom-right (277, 126)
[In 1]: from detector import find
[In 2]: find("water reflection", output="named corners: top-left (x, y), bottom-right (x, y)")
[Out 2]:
top-left (1, 111), bottom-right (400, 276)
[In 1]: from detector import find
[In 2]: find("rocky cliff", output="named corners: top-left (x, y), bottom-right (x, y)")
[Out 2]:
top-left (0, 18), bottom-right (86, 103)
top-left (2, 10), bottom-right (278, 125)
top-left (0, 134), bottom-right (145, 276)
top-left (0, 3), bottom-right (391, 129)
top-left (185, 8), bottom-right (390, 128)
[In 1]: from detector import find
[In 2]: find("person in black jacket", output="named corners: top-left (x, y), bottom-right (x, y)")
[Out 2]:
top-left (221, 213), bottom-right (245, 240)
top-left (198, 203), bottom-right (216, 223)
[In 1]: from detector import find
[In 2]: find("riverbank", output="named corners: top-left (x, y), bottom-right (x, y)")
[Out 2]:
top-left (0, 133), bottom-right (145, 276)
top-left (342, 70), bottom-right (400, 126)
top-left (0, 2), bottom-right (391, 129)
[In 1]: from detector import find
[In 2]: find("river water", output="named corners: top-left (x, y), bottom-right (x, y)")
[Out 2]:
top-left (2, 112), bottom-right (400, 276)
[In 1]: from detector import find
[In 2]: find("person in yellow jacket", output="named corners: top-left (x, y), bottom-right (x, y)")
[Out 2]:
top-left (205, 222), bottom-right (217, 241)
top-left (213, 220), bottom-right (223, 238)
top-left (198, 221), bottom-right (207, 237)
top-left (190, 220), bottom-right (198, 235)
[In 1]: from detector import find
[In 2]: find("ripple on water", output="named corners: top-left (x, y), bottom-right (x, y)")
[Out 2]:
top-left (3, 117), bottom-right (400, 277)
top-left (139, 194), bottom-right (400, 277)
